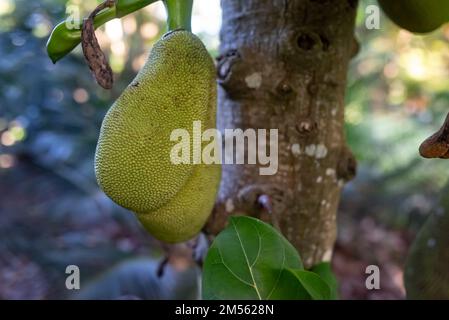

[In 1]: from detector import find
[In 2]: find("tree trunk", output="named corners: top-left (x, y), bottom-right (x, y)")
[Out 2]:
top-left (206, 0), bottom-right (359, 268)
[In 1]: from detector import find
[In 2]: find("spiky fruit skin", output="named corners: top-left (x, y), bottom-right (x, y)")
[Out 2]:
top-left (95, 30), bottom-right (220, 243)
top-left (379, 0), bottom-right (449, 33)
top-left (95, 30), bottom-right (215, 213)
top-left (136, 163), bottom-right (221, 243)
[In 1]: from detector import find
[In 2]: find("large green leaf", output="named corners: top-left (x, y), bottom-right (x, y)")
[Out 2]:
top-left (310, 262), bottom-right (339, 299)
top-left (288, 269), bottom-right (331, 300)
top-left (202, 216), bottom-right (306, 300)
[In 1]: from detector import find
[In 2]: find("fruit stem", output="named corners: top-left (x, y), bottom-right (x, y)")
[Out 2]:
top-left (163, 0), bottom-right (193, 31)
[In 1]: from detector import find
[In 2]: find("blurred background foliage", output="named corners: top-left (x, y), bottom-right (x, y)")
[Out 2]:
top-left (0, 0), bottom-right (447, 299)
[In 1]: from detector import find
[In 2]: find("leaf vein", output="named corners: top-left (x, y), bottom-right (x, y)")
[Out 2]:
top-left (232, 219), bottom-right (262, 300)
top-left (265, 239), bottom-right (286, 300)
top-left (215, 247), bottom-right (254, 288)
top-left (249, 225), bottom-right (262, 268)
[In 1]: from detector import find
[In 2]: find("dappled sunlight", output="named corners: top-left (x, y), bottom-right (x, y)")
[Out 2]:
top-left (0, 0), bottom-right (448, 301)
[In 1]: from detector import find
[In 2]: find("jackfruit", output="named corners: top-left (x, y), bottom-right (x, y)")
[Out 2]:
top-left (379, 0), bottom-right (449, 33)
top-left (95, 30), bottom-right (220, 243)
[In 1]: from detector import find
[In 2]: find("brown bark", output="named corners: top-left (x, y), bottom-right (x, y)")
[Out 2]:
top-left (205, 0), bottom-right (359, 268)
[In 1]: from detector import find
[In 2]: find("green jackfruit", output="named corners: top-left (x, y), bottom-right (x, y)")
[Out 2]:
top-left (95, 30), bottom-right (220, 243)
top-left (379, 0), bottom-right (449, 33)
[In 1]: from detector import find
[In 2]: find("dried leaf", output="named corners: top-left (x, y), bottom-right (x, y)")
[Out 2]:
top-left (81, 1), bottom-right (115, 89)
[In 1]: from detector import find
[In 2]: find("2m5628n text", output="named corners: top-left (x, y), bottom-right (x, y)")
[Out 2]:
top-left (219, 304), bottom-right (274, 315)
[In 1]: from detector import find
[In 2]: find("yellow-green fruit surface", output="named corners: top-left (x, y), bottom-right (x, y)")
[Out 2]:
top-left (379, 0), bottom-right (449, 33)
top-left (95, 30), bottom-right (215, 213)
top-left (95, 30), bottom-right (220, 242)
top-left (136, 163), bottom-right (221, 243)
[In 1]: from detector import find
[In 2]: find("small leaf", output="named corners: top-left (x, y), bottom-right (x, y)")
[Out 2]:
top-left (310, 262), bottom-right (339, 299)
top-left (202, 216), bottom-right (305, 300)
top-left (46, 21), bottom-right (83, 64)
top-left (288, 269), bottom-right (331, 300)
top-left (46, 0), bottom-right (157, 63)
top-left (46, 7), bottom-right (115, 64)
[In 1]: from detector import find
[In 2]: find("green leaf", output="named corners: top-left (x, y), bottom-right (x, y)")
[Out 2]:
top-left (287, 269), bottom-right (331, 300)
top-left (310, 262), bottom-right (339, 299)
top-left (116, 0), bottom-right (156, 17)
top-left (202, 216), bottom-right (305, 300)
top-left (265, 268), bottom-right (313, 300)
top-left (46, 0), bottom-right (157, 63)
